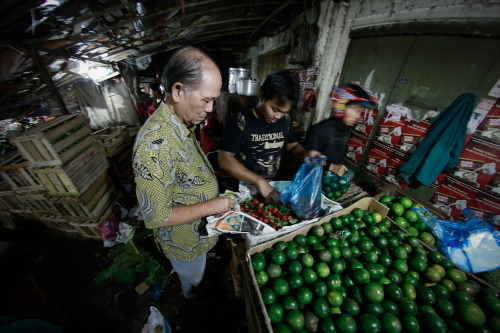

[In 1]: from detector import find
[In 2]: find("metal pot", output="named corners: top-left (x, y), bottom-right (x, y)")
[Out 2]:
top-left (236, 77), bottom-right (259, 96)
top-left (228, 67), bottom-right (250, 93)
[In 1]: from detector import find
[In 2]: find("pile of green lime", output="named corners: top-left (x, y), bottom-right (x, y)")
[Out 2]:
top-left (251, 207), bottom-right (500, 333)
top-left (379, 195), bottom-right (437, 249)
top-left (322, 169), bottom-right (354, 201)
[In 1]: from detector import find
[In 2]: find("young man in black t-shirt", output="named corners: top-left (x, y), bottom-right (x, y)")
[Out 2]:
top-left (218, 70), bottom-right (323, 202)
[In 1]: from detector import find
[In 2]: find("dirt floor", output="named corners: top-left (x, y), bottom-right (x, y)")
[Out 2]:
top-left (0, 219), bottom-right (249, 333)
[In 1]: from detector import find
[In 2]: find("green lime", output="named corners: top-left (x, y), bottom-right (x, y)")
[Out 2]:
top-left (267, 303), bottom-right (284, 323)
top-left (379, 313), bottom-right (402, 333)
top-left (356, 313), bottom-right (381, 333)
top-left (252, 253), bottom-right (266, 271)
top-left (287, 273), bottom-right (304, 290)
top-left (255, 270), bottom-right (269, 287)
top-left (364, 281), bottom-right (385, 303)
top-left (285, 309), bottom-right (305, 331)
top-left (336, 313), bottom-right (357, 333)
top-left (272, 277), bottom-right (290, 296)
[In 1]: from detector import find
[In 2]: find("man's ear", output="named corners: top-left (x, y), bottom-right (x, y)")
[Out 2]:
top-left (171, 82), bottom-right (184, 102)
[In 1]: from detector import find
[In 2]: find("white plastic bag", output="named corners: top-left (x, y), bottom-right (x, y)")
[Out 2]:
top-left (141, 306), bottom-right (171, 333)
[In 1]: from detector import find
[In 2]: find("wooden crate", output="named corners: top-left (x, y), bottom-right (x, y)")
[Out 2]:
top-left (0, 210), bottom-right (18, 230)
top-left (9, 114), bottom-right (95, 167)
top-left (51, 171), bottom-right (122, 221)
top-left (69, 203), bottom-right (121, 239)
top-left (38, 215), bottom-right (79, 234)
top-left (0, 180), bottom-right (23, 211)
top-left (33, 143), bottom-right (109, 197)
top-left (16, 189), bottom-right (57, 215)
top-left (0, 150), bottom-right (44, 192)
top-left (91, 126), bottom-right (131, 157)
top-left (109, 144), bottom-right (134, 184)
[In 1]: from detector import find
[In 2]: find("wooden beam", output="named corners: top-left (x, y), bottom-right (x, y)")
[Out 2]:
top-left (28, 48), bottom-right (68, 115)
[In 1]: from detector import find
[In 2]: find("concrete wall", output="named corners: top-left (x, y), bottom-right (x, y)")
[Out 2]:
top-left (244, 0), bottom-right (500, 131)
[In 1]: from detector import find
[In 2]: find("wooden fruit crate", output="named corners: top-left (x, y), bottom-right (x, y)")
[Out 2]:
top-left (91, 126), bottom-right (131, 157)
top-left (33, 143), bottom-right (109, 197)
top-left (15, 189), bottom-right (57, 215)
top-left (0, 180), bottom-right (23, 211)
top-left (69, 203), bottom-right (121, 239)
top-left (109, 144), bottom-right (134, 184)
top-left (37, 215), bottom-right (79, 234)
top-left (0, 150), bottom-right (44, 192)
top-left (51, 171), bottom-right (122, 222)
top-left (0, 210), bottom-right (18, 230)
top-left (9, 114), bottom-right (95, 167)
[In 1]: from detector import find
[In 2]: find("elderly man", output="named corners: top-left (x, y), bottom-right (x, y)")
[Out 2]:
top-left (132, 46), bottom-right (234, 301)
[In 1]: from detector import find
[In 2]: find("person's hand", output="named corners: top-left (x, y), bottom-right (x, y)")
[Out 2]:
top-left (305, 150), bottom-right (325, 159)
top-left (329, 163), bottom-right (348, 176)
top-left (256, 178), bottom-right (280, 203)
top-left (210, 196), bottom-right (235, 216)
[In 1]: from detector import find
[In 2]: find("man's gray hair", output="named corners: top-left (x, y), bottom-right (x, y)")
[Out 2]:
top-left (161, 46), bottom-right (217, 97)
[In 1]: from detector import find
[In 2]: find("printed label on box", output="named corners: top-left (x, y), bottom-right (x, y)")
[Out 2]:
top-left (354, 108), bottom-right (378, 137)
top-left (345, 132), bottom-right (369, 164)
top-left (468, 190), bottom-right (500, 222)
top-left (475, 98), bottom-right (500, 145)
top-left (364, 141), bottom-right (394, 177)
top-left (452, 137), bottom-right (500, 189)
top-left (384, 149), bottom-right (410, 185)
top-left (430, 177), bottom-right (479, 220)
top-left (396, 119), bottom-right (432, 153)
top-left (375, 104), bottom-right (411, 148)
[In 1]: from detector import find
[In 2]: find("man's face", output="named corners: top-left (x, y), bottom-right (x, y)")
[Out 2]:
top-left (343, 104), bottom-right (365, 126)
top-left (256, 96), bottom-right (292, 124)
top-left (177, 65), bottom-right (222, 127)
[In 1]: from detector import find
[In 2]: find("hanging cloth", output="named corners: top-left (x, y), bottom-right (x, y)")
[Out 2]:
top-left (400, 93), bottom-right (478, 186)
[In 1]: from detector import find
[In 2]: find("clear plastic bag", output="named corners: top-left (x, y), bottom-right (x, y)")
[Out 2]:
top-left (141, 306), bottom-right (171, 333)
top-left (280, 157), bottom-right (326, 220)
top-left (413, 207), bottom-right (500, 273)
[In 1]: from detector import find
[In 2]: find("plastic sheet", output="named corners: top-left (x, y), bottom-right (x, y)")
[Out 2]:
top-left (413, 207), bottom-right (500, 273)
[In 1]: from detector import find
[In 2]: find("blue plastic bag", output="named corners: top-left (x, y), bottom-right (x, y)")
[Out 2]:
top-left (413, 207), bottom-right (500, 273)
top-left (280, 157), bottom-right (326, 220)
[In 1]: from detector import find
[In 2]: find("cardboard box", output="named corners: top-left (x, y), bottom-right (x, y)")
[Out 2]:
top-left (469, 98), bottom-right (499, 145)
top-left (373, 183), bottom-right (450, 219)
top-left (468, 190), bottom-right (500, 222)
top-left (430, 176), bottom-right (479, 220)
top-left (244, 198), bottom-right (388, 332)
top-left (375, 104), bottom-right (411, 148)
top-left (383, 149), bottom-right (411, 186)
top-left (364, 141), bottom-right (394, 178)
top-left (396, 119), bottom-right (432, 153)
top-left (345, 132), bottom-right (369, 164)
top-left (353, 108), bottom-right (378, 137)
top-left (452, 137), bottom-right (500, 190)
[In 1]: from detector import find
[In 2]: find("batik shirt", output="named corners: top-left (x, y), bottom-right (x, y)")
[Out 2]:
top-left (132, 103), bottom-right (219, 261)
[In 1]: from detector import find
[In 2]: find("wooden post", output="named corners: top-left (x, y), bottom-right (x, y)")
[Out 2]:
top-left (29, 48), bottom-right (68, 115)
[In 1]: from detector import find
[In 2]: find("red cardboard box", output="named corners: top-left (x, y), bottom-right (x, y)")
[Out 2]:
top-left (468, 190), bottom-right (500, 222)
top-left (353, 108), bottom-right (378, 137)
top-left (364, 141), bottom-right (394, 178)
top-left (384, 149), bottom-right (411, 185)
top-left (430, 177), bottom-right (479, 220)
top-left (452, 137), bottom-right (500, 190)
top-left (474, 98), bottom-right (500, 145)
top-left (345, 132), bottom-right (369, 165)
top-left (375, 104), bottom-right (411, 148)
top-left (396, 119), bottom-right (432, 153)
top-left (485, 173), bottom-right (500, 196)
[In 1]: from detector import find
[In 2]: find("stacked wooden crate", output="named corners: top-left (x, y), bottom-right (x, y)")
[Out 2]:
top-left (8, 114), bottom-right (122, 238)
top-left (92, 126), bottom-right (134, 185)
top-left (0, 150), bottom-right (48, 229)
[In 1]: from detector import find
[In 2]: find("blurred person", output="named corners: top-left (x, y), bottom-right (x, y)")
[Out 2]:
top-left (303, 83), bottom-right (378, 175)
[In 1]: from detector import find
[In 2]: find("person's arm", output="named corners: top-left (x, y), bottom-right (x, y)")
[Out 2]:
top-left (285, 142), bottom-right (325, 162)
top-left (160, 197), bottom-right (234, 227)
top-left (218, 150), bottom-right (279, 202)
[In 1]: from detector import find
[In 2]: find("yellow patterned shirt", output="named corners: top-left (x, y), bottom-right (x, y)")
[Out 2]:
top-left (132, 103), bottom-right (219, 261)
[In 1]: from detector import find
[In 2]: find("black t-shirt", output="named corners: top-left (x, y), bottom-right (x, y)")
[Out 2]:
top-left (220, 105), bottom-right (297, 180)
top-left (303, 117), bottom-right (348, 164)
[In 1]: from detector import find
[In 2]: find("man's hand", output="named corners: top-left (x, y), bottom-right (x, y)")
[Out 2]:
top-left (329, 163), bottom-right (348, 176)
top-left (256, 178), bottom-right (280, 203)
